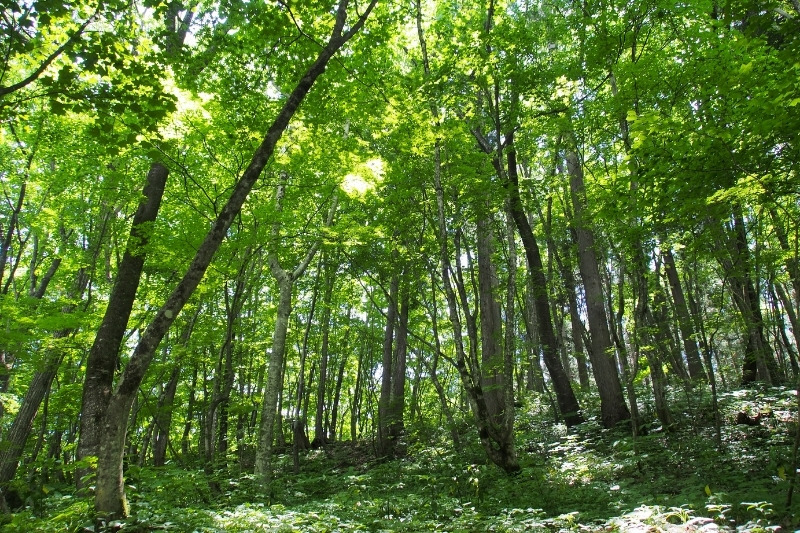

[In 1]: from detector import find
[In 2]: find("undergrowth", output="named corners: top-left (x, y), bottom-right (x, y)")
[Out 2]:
top-left (2, 385), bottom-right (798, 532)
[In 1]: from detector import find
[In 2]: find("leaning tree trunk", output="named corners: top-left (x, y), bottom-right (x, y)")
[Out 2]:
top-left (93, 1), bottom-right (378, 517)
top-left (77, 163), bottom-right (168, 487)
top-left (663, 247), bottom-right (706, 381)
top-left (503, 139), bottom-right (583, 426)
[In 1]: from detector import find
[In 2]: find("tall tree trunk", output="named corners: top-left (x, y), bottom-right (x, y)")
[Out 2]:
top-left (633, 257), bottom-right (672, 430)
top-left (521, 280), bottom-right (545, 393)
top-left (92, 2), bottom-right (377, 516)
top-left (253, 277), bottom-right (292, 483)
top-left (152, 366), bottom-right (180, 467)
top-left (312, 254), bottom-right (336, 448)
top-left (388, 290), bottom-right (409, 443)
top-left (477, 208), bottom-right (505, 424)
top-left (254, 174), bottom-right (336, 483)
top-left (181, 364), bottom-right (198, 458)
top-left (503, 141), bottom-right (583, 426)
top-left (566, 149), bottom-right (629, 428)
top-left (717, 209), bottom-right (778, 384)
top-left (77, 163), bottom-right (168, 487)
top-left (377, 274), bottom-right (398, 458)
top-left (662, 247), bottom-right (706, 381)
top-left (427, 269), bottom-right (462, 450)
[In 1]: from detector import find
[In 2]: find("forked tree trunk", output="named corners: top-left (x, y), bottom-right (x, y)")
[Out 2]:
top-left (254, 174), bottom-right (336, 482)
top-left (253, 277), bottom-right (292, 482)
top-left (77, 163), bottom-right (168, 487)
top-left (93, 2), bottom-right (377, 517)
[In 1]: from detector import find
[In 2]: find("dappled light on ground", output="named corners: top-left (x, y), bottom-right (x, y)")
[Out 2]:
top-left (2, 386), bottom-right (796, 532)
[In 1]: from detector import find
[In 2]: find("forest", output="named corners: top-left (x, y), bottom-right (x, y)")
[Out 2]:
top-left (1, 0), bottom-right (799, 530)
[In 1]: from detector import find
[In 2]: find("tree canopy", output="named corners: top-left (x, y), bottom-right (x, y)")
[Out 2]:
top-left (1, 0), bottom-right (800, 529)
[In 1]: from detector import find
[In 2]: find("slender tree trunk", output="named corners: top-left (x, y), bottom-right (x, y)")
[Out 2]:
top-left (427, 270), bottom-right (461, 449)
top-left (253, 175), bottom-right (336, 483)
top-left (329, 354), bottom-right (347, 443)
top-left (253, 278), bottom-right (292, 483)
top-left (566, 149), bottom-right (628, 428)
top-left (312, 255), bottom-right (335, 447)
top-left (717, 210), bottom-right (778, 384)
top-left (388, 289), bottom-right (409, 443)
top-left (504, 142), bottom-right (583, 426)
top-left (633, 257), bottom-right (672, 430)
top-left (152, 365), bottom-right (180, 467)
top-left (181, 364), bottom-right (197, 458)
top-left (663, 247), bottom-right (706, 381)
top-left (377, 274), bottom-right (398, 458)
top-left (521, 280), bottom-right (545, 393)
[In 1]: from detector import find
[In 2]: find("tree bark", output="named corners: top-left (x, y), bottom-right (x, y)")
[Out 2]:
top-left (312, 255), bottom-right (336, 448)
top-left (377, 274), bottom-right (398, 457)
top-left (77, 163), bottom-right (168, 487)
top-left (662, 247), bottom-right (706, 381)
top-left (500, 145), bottom-right (583, 426)
top-left (389, 289), bottom-right (409, 443)
top-left (253, 174), bottom-right (336, 483)
top-left (566, 149), bottom-right (629, 428)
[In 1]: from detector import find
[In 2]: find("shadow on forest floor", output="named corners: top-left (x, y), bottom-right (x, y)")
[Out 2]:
top-left (2, 386), bottom-right (799, 532)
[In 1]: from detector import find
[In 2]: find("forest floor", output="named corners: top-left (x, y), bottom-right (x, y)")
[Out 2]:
top-left (2, 385), bottom-right (799, 532)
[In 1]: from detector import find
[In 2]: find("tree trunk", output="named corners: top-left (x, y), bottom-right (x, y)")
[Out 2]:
top-left (377, 274), bottom-right (398, 458)
top-left (662, 247), bottom-right (706, 381)
top-left (521, 280), bottom-right (545, 393)
top-left (253, 277), bottom-right (292, 483)
top-left (634, 259), bottom-right (672, 430)
top-left (77, 163), bottom-right (168, 487)
top-left (92, 1), bottom-right (377, 516)
top-left (388, 289), bottom-right (409, 443)
top-left (312, 255), bottom-right (335, 447)
top-left (504, 142), bottom-right (583, 426)
top-left (717, 209), bottom-right (778, 384)
top-left (254, 174), bottom-right (336, 482)
top-left (152, 365), bottom-right (180, 467)
top-left (477, 209), bottom-right (505, 424)
top-left (566, 149), bottom-right (629, 428)
top-left (427, 269), bottom-right (461, 450)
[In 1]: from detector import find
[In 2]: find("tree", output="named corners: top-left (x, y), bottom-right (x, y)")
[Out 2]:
top-left (93, 0), bottom-right (380, 517)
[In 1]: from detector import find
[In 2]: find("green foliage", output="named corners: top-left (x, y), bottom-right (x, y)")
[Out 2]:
top-left (5, 385), bottom-right (796, 531)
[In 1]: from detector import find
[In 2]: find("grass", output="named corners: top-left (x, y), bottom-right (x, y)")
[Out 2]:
top-left (2, 385), bottom-right (798, 532)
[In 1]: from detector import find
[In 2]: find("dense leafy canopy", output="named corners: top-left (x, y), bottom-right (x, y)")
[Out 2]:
top-left (1, 0), bottom-right (800, 529)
